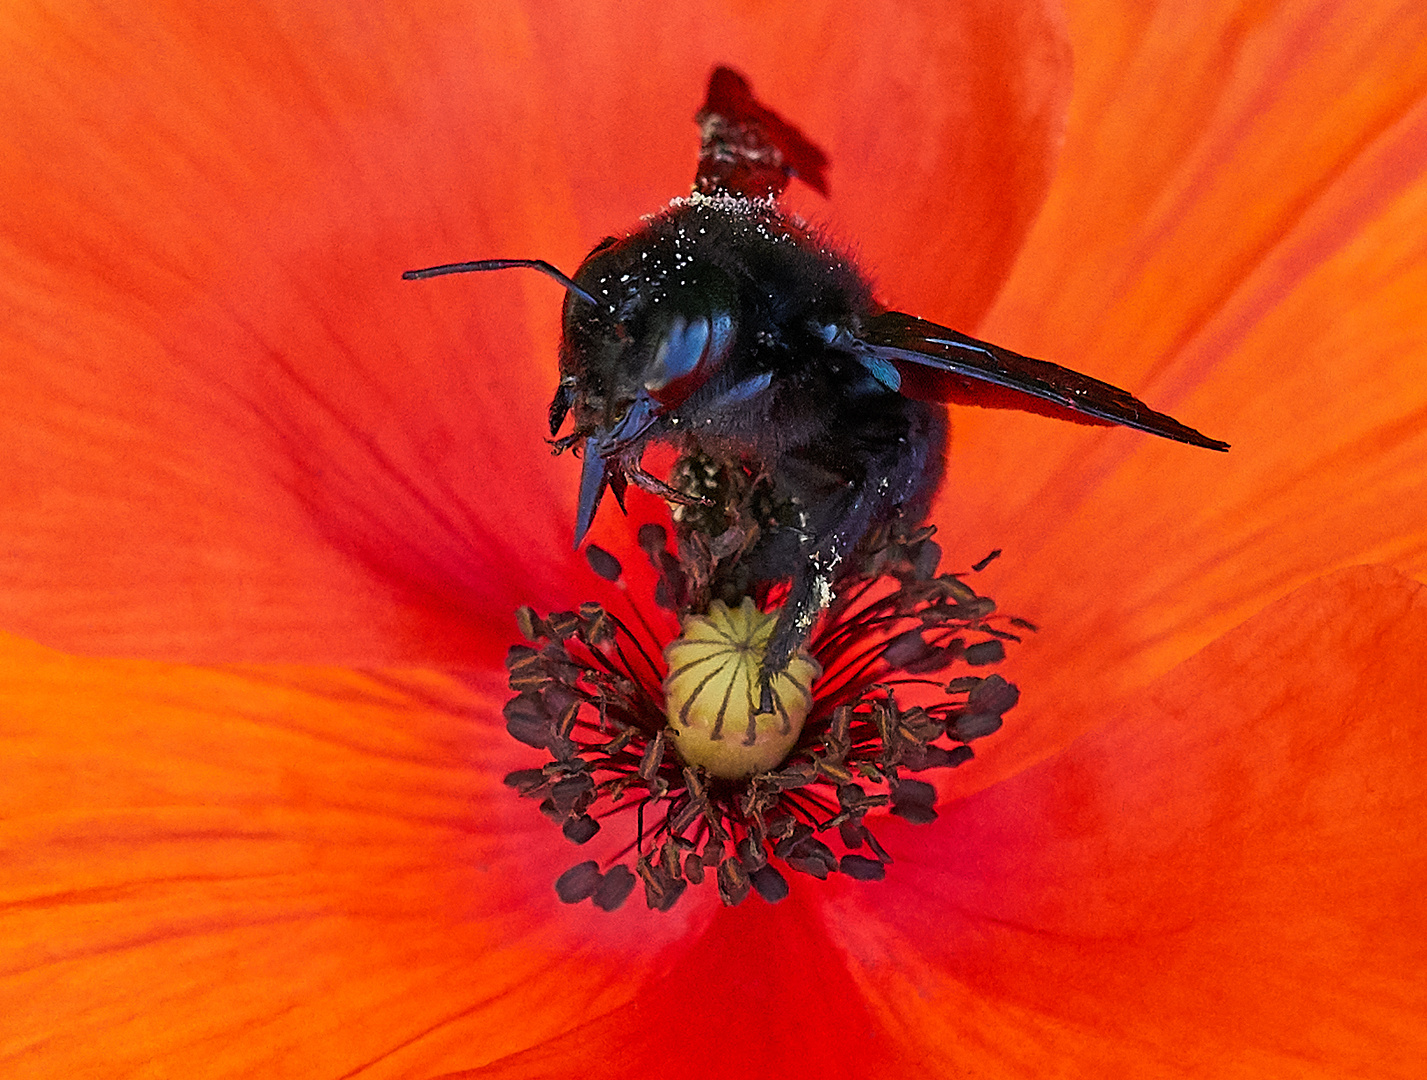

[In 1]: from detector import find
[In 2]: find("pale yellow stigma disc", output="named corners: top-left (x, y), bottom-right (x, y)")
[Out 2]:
top-left (662, 597), bottom-right (822, 779)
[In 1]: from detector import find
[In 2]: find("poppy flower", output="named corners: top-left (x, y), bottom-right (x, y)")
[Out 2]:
top-left (2, 1), bottom-right (1426, 1077)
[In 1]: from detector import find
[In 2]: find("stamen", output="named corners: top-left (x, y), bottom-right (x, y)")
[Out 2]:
top-left (502, 508), bottom-right (1024, 913)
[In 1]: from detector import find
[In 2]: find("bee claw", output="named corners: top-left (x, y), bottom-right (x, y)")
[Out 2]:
top-left (756, 675), bottom-right (776, 716)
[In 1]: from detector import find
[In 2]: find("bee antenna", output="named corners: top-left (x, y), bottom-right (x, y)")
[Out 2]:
top-left (401, 258), bottom-right (599, 307)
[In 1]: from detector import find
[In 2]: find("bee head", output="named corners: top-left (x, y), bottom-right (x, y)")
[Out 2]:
top-left (400, 217), bottom-right (745, 548)
top-left (554, 233), bottom-right (739, 439)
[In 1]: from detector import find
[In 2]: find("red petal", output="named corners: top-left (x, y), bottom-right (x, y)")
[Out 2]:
top-left (825, 566), bottom-right (1427, 1074)
top-left (437, 891), bottom-right (884, 1080)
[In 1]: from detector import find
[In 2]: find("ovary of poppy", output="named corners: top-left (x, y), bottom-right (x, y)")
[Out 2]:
top-left (1, 0), bottom-right (1426, 1076)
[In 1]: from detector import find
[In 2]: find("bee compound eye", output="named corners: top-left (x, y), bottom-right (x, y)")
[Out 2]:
top-left (646, 315), bottom-right (710, 392)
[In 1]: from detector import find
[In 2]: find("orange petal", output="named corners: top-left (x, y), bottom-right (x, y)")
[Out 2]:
top-left (0, 0), bottom-right (1068, 665)
top-left (0, 636), bottom-right (706, 1075)
top-left (935, 0), bottom-right (1427, 781)
top-left (823, 565), bottom-right (1427, 1075)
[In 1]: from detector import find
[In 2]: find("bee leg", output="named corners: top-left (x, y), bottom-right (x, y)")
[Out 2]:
top-left (754, 401), bottom-right (947, 713)
top-left (755, 497), bottom-right (877, 714)
top-left (756, 554), bottom-right (838, 713)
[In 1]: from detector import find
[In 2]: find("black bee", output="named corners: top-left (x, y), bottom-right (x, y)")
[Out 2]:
top-left (406, 67), bottom-right (1227, 703)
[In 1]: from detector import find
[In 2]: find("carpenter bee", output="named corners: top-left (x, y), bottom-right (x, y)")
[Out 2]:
top-left (406, 67), bottom-right (1227, 705)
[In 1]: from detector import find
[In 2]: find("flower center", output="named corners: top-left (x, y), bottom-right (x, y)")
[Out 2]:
top-left (502, 460), bottom-right (1025, 912)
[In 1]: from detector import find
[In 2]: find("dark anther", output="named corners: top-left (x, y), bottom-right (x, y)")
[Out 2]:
top-left (543, 611), bottom-right (583, 641)
top-left (684, 853), bottom-right (706, 884)
top-left (968, 673), bottom-right (1020, 713)
top-left (772, 822), bottom-right (813, 856)
top-left (592, 865), bottom-right (637, 911)
top-left (576, 601), bottom-right (612, 644)
top-left (839, 854), bottom-right (886, 881)
top-left (951, 673), bottom-right (1020, 740)
top-left (503, 693), bottom-right (552, 749)
top-left (913, 539), bottom-right (942, 577)
top-left (515, 605), bottom-right (543, 642)
top-left (563, 814), bottom-right (601, 844)
top-left (765, 816), bottom-right (798, 843)
top-left (950, 711), bottom-right (1004, 742)
top-left (896, 707), bottom-right (944, 744)
top-left (908, 644), bottom-right (967, 676)
top-left (837, 783), bottom-right (884, 812)
top-left (890, 778), bottom-right (939, 825)
top-left (667, 792), bottom-right (706, 836)
top-left (718, 858), bottom-right (751, 906)
top-left (892, 778), bottom-right (935, 803)
top-left (548, 773), bottom-right (595, 814)
top-left (964, 639), bottom-right (1006, 666)
top-left (555, 860), bottom-right (602, 903)
top-left (543, 684), bottom-right (583, 733)
top-left (654, 877), bottom-right (687, 912)
top-left (749, 864), bottom-right (790, 903)
top-left (972, 549), bottom-right (1002, 572)
top-left (503, 767), bottom-right (546, 792)
top-left (901, 743), bottom-right (974, 771)
top-left (737, 836), bottom-right (768, 872)
top-left (503, 645), bottom-right (546, 692)
top-left (637, 523), bottom-right (668, 556)
top-left (638, 855), bottom-right (687, 912)
top-left (661, 839), bottom-right (683, 880)
top-left (783, 836), bottom-right (838, 879)
top-left (638, 728), bottom-right (667, 781)
top-left (585, 544), bottom-right (623, 582)
top-left (863, 830), bottom-right (892, 865)
top-left (764, 759), bottom-right (817, 790)
top-left (882, 629), bottom-right (934, 669)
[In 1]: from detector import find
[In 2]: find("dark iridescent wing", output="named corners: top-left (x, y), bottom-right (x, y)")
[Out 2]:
top-left (851, 311), bottom-right (1229, 451)
top-left (694, 67), bottom-right (829, 200)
